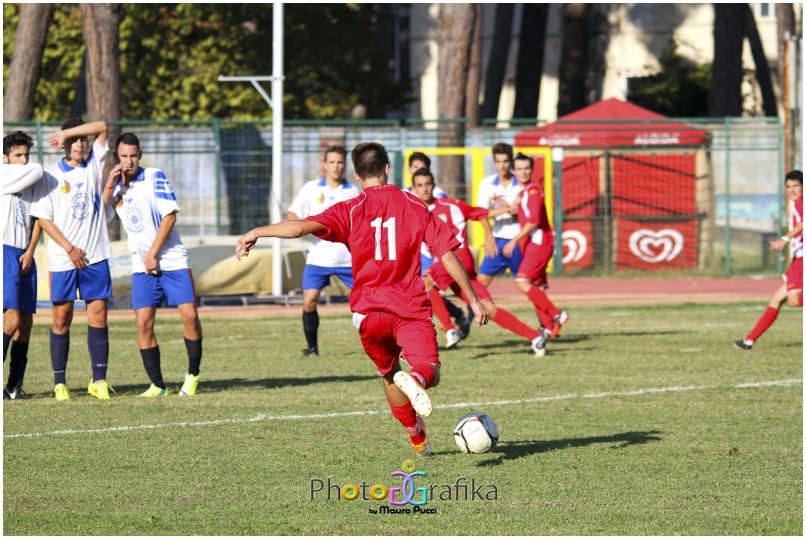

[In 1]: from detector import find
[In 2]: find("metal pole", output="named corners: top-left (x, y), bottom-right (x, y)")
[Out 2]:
top-left (552, 147), bottom-right (564, 276)
top-left (724, 117), bottom-right (731, 276)
top-left (213, 120), bottom-right (222, 235)
top-left (271, 2), bottom-right (284, 296)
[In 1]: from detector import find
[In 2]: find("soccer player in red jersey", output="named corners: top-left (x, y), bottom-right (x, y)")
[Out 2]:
top-left (236, 142), bottom-right (489, 456)
top-left (503, 153), bottom-right (569, 345)
top-left (411, 168), bottom-right (549, 356)
top-left (735, 170), bottom-right (803, 350)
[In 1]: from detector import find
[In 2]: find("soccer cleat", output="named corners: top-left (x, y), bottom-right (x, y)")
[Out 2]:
top-left (393, 370), bottom-right (432, 417)
top-left (550, 311), bottom-right (570, 338)
top-left (445, 329), bottom-right (462, 349)
top-left (3, 386), bottom-right (26, 400)
top-left (734, 339), bottom-right (753, 351)
top-left (408, 417), bottom-right (432, 457)
top-left (88, 380), bottom-right (113, 400)
top-left (179, 373), bottom-right (200, 396)
top-left (531, 329), bottom-right (550, 357)
top-left (139, 384), bottom-right (169, 398)
top-left (54, 383), bottom-right (70, 401)
top-left (458, 313), bottom-right (474, 340)
top-left (302, 347), bottom-right (319, 357)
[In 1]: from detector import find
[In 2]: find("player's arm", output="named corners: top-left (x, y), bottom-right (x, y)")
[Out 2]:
top-left (18, 220), bottom-right (42, 275)
top-left (48, 121), bottom-right (108, 150)
top-left (37, 218), bottom-right (88, 270)
top-left (103, 164), bottom-right (124, 208)
top-left (771, 221), bottom-right (804, 252)
top-left (287, 211), bottom-right (299, 220)
top-left (2, 163), bottom-right (44, 194)
top-left (144, 211), bottom-right (178, 275)
top-left (503, 222), bottom-right (537, 258)
top-left (236, 220), bottom-right (327, 260)
top-left (439, 250), bottom-right (489, 327)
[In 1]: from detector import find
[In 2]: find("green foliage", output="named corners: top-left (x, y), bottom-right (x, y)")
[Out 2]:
top-left (628, 40), bottom-right (712, 117)
top-left (4, 3), bottom-right (411, 121)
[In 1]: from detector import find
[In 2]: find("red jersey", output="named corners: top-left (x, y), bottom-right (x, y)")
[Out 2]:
top-left (517, 182), bottom-right (553, 246)
top-left (307, 184), bottom-right (460, 320)
top-left (427, 197), bottom-right (489, 251)
top-left (790, 195), bottom-right (803, 258)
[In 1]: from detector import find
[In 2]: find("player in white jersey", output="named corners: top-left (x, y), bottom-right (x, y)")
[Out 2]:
top-left (288, 145), bottom-right (360, 356)
top-left (105, 132), bottom-right (202, 396)
top-left (476, 142), bottom-right (523, 287)
top-left (30, 118), bottom-right (113, 401)
top-left (2, 131), bottom-right (47, 399)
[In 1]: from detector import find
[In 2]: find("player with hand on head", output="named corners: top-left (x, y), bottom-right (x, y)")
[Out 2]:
top-left (287, 146), bottom-right (360, 357)
top-left (236, 142), bottom-right (489, 457)
top-left (735, 170), bottom-right (803, 350)
top-left (105, 132), bottom-right (203, 396)
top-left (504, 153), bottom-right (568, 344)
top-left (2, 131), bottom-right (47, 399)
top-left (31, 118), bottom-right (114, 401)
top-left (411, 168), bottom-right (549, 356)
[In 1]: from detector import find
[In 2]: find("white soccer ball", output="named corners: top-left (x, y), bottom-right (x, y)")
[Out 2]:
top-left (453, 412), bottom-right (499, 454)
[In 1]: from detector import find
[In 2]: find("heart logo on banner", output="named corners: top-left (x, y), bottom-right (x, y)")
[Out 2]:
top-left (628, 228), bottom-right (684, 263)
top-left (562, 230), bottom-right (588, 264)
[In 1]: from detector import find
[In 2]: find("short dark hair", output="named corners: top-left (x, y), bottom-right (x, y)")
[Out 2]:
top-left (351, 142), bottom-right (389, 179)
top-left (115, 132), bottom-right (141, 152)
top-left (323, 145), bottom-right (347, 160)
top-left (61, 117), bottom-right (84, 131)
top-left (3, 131), bottom-right (33, 156)
top-left (492, 142), bottom-right (513, 159)
top-left (408, 151), bottom-right (431, 168)
top-left (412, 167), bottom-right (434, 184)
top-left (785, 170), bottom-right (803, 185)
top-left (513, 152), bottom-right (533, 168)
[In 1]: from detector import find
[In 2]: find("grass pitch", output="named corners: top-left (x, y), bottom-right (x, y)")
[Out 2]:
top-left (3, 302), bottom-right (802, 535)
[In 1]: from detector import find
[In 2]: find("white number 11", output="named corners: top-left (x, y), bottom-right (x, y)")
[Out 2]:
top-left (371, 217), bottom-right (397, 260)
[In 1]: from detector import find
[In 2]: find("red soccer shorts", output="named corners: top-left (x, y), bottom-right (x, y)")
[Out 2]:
top-left (784, 256), bottom-right (803, 292)
top-left (515, 237), bottom-right (554, 287)
top-left (356, 311), bottom-right (440, 377)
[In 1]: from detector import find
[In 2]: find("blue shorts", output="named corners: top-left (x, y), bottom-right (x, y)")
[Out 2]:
top-left (478, 237), bottom-right (523, 277)
top-left (132, 269), bottom-right (197, 310)
top-left (420, 253), bottom-right (435, 275)
top-left (302, 264), bottom-right (354, 291)
top-left (3, 245), bottom-right (37, 314)
top-left (50, 259), bottom-right (112, 303)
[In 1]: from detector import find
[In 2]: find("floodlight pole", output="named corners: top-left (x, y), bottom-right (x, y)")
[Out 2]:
top-left (217, 2), bottom-right (284, 297)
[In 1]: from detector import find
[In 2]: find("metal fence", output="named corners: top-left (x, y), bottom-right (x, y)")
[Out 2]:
top-left (5, 116), bottom-right (793, 277)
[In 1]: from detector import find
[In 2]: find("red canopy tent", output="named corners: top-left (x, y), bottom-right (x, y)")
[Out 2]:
top-left (514, 98), bottom-right (708, 148)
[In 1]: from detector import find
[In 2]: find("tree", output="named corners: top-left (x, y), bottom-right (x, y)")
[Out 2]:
top-left (513, 4), bottom-right (549, 119)
top-left (744, 4), bottom-right (777, 116)
top-left (80, 4), bottom-right (121, 125)
top-left (3, 3), bottom-right (54, 121)
top-left (465, 4), bottom-right (483, 127)
top-left (479, 5), bottom-right (514, 121)
top-left (709, 4), bottom-right (745, 117)
top-left (557, 4), bottom-right (590, 117)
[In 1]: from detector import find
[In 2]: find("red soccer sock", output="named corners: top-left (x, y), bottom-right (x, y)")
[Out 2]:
top-left (535, 308), bottom-right (554, 330)
top-left (745, 307), bottom-right (779, 343)
top-left (428, 288), bottom-right (458, 331)
top-left (492, 309), bottom-right (541, 341)
top-left (798, 292), bottom-right (803, 307)
top-left (390, 402), bottom-right (426, 445)
top-left (526, 285), bottom-right (561, 319)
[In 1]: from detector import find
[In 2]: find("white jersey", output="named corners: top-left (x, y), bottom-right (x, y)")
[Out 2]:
top-left (476, 174), bottom-right (522, 239)
top-left (288, 177), bottom-right (360, 267)
top-left (2, 163), bottom-right (47, 250)
top-left (111, 167), bottom-right (188, 274)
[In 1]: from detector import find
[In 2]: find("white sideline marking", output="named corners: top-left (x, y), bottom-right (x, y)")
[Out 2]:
top-left (4, 379), bottom-right (801, 440)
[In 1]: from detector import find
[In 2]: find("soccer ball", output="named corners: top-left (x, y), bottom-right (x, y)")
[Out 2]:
top-left (453, 412), bottom-right (499, 454)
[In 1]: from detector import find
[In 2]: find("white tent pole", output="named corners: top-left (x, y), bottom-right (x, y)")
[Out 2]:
top-left (271, 1), bottom-right (284, 297)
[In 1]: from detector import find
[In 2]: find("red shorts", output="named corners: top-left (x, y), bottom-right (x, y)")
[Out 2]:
top-left (516, 237), bottom-right (554, 287)
top-left (356, 312), bottom-right (440, 377)
top-left (784, 256), bottom-right (803, 292)
top-left (427, 248), bottom-right (492, 302)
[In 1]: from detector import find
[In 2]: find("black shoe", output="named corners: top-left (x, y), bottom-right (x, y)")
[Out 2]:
top-left (302, 347), bottom-right (319, 357)
top-left (3, 386), bottom-right (26, 400)
top-left (458, 314), bottom-right (473, 340)
top-left (734, 339), bottom-right (752, 351)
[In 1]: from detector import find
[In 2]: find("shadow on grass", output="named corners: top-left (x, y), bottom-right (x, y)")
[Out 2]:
top-left (467, 430), bottom-right (663, 466)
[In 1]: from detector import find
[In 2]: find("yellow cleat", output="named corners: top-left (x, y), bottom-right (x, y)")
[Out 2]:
top-left (139, 384), bottom-right (169, 398)
top-left (179, 373), bottom-right (200, 396)
top-left (54, 383), bottom-right (70, 401)
top-left (88, 380), bottom-right (114, 400)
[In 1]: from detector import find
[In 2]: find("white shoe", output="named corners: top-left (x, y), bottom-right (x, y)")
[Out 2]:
top-left (445, 329), bottom-right (462, 349)
top-left (531, 329), bottom-right (549, 357)
top-left (393, 371), bottom-right (432, 417)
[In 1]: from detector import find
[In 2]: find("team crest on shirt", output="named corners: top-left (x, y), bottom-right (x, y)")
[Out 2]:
top-left (316, 193), bottom-right (325, 204)
top-left (14, 199), bottom-right (26, 226)
top-left (125, 207), bottom-right (145, 233)
top-left (60, 180), bottom-right (71, 193)
top-left (71, 193), bottom-right (90, 220)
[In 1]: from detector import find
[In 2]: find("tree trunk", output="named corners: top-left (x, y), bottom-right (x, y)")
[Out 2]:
top-left (513, 3), bottom-right (549, 119)
top-left (480, 4), bottom-right (514, 121)
top-left (437, 4), bottom-right (476, 198)
top-left (585, 4), bottom-right (610, 105)
top-left (4, 4), bottom-right (54, 121)
top-left (776, 3), bottom-right (796, 168)
top-left (557, 4), bottom-right (589, 117)
top-left (745, 4), bottom-right (777, 116)
top-left (709, 4), bottom-right (745, 117)
top-left (80, 4), bottom-right (121, 125)
top-left (70, 52), bottom-right (89, 119)
top-left (465, 4), bottom-right (483, 127)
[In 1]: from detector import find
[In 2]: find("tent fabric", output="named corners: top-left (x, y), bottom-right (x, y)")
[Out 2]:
top-left (514, 98), bottom-right (709, 148)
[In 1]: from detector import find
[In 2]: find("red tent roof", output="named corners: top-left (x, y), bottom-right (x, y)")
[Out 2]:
top-left (514, 98), bottom-right (709, 148)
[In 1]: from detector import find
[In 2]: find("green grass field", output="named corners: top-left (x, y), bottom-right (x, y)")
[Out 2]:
top-left (3, 302), bottom-right (802, 535)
